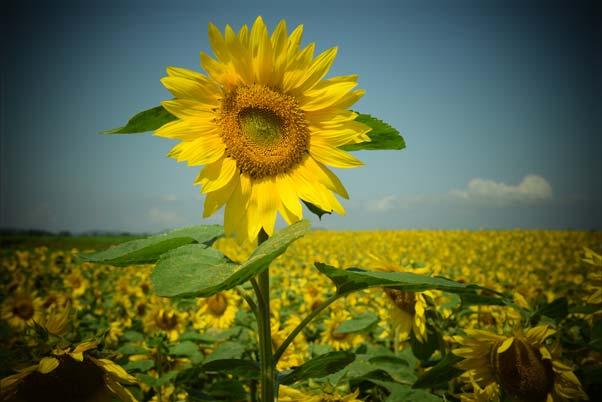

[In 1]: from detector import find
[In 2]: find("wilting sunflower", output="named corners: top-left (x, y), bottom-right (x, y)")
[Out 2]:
top-left (0, 341), bottom-right (137, 402)
top-left (155, 16), bottom-right (370, 242)
top-left (454, 325), bottom-right (588, 402)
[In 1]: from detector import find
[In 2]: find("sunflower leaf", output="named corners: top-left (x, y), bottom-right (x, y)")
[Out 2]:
top-left (101, 105), bottom-right (177, 134)
top-left (278, 351), bottom-right (356, 385)
top-left (79, 225), bottom-right (223, 266)
top-left (152, 220), bottom-right (311, 298)
top-left (315, 263), bottom-right (471, 296)
top-left (412, 353), bottom-right (463, 389)
top-left (302, 200), bottom-right (331, 220)
top-left (333, 313), bottom-right (379, 335)
top-left (340, 113), bottom-right (405, 151)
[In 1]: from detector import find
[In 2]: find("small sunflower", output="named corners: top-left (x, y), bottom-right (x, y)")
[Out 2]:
top-left (1, 292), bottom-right (43, 331)
top-left (0, 341), bottom-right (137, 402)
top-left (155, 16), bottom-right (371, 242)
top-left (454, 325), bottom-right (588, 402)
top-left (193, 290), bottom-right (239, 330)
top-left (143, 298), bottom-right (187, 342)
top-left (321, 310), bottom-right (363, 351)
top-left (63, 269), bottom-right (89, 298)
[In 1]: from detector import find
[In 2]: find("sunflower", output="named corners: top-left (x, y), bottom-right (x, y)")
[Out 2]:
top-left (1, 292), bottom-right (43, 331)
top-left (0, 341), bottom-right (137, 402)
top-left (321, 310), bottom-right (363, 351)
top-left (143, 297), bottom-right (187, 342)
top-left (454, 325), bottom-right (588, 402)
top-left (193, 290), bottom-right (239, 330)
top-left (155, 16), bottom-right (370, 242)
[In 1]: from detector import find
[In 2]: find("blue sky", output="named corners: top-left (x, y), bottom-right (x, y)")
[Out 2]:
top-left (2, 0), bottom-right (600, 233)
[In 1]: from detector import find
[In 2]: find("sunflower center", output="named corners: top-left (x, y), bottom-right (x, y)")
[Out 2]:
top-left (384, 289), bottom-right (416, 314)
top-left (207, 293), bottom-right (228, 316)
top-left (219, 84), bottom-right (309, 179)
top-left (14, 301), bottom-right (34, 319)
top-left (155, 310), bottom-right (178, 330)
top-left (490, 337), bottom-right (554, 402)
top-left (19, 356), bottom-right (107, 402)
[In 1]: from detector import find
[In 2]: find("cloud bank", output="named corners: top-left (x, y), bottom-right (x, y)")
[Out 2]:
top-left (450, 175), bottom-right (553, 206)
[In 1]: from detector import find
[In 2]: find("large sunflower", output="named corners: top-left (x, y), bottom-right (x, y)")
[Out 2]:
top-left (155, 17), bottom-right (370, 242)
top-left (454, 325), bottom-right (588, 402)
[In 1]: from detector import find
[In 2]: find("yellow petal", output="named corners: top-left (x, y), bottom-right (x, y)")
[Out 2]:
top-left (91, 357), bottom-right (137, 384)
top-left (300, 81), bottom-right (358, 112)
top-left (224, 175), bottom-right (251, 240)
top-left (304, 157), bottom-right (349, 199)
top-left (167, 133), bottom-right (225, 166)
top-left (160, 76), bottom-right (221, 102)
top-left (155, 119), bottom-right (219, 141)
top-left (497, 337), bottom-right (514, 353)
top-left (208, 22), bottom-right (229, 63)
top-left (309, 140), bottom-right (363, 168)
top-left (276, 175), bottom-right (303, 220)
top-left (290, 47), bottom-right (338, 94)
top-left (195, 157), bottom-right (238, 193)
top-left (105, 376), bottom-right (138, 402)
top-left (161, 99), bottom-right (217, 119)
top-left (203, 173), bottom-right (238, 218)
top-left (38, 357), bottom-right (60, 374)
top-left (250, 16), bottom-right (273, 84)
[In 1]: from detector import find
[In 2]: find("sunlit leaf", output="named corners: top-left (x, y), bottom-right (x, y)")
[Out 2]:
top-left (79, 225), bottom-right (223, 266)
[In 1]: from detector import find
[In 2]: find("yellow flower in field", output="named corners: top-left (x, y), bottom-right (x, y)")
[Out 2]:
top-left (272, 315), bottom-right (308, 370)
top-left (0, 341), bottom-right (138, 402)
top-left (454, 325), bottom-right (588, 402)
top-left (63, 269), bottom-right (88, 298)
top-left (143, 298), bottom-right (187, 342)
top-left (582, 247), bottom-right (602, 305)
top-left (459, 373), bottom-right (500, 402)
top-left (193, 291), bottom-right (239, 330)
top-left (1, 292), bottom-right (43, 331)
top-left (156, 16), bottom-right (370, 242)
top-left (279, 385), bottom-right (360, 402)
top-left (321, 310), bottom-right (363, 351)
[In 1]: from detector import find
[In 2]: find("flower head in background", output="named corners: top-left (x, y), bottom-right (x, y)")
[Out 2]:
top-left (156, 17), bottom-right (370, 242)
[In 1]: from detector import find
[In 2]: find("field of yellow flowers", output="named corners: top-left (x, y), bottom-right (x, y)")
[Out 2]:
top-left (1, 229), bottom-right (601, 401)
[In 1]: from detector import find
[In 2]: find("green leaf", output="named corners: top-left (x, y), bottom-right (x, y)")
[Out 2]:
top-left (413, 353), bottom-right (463, 389)
top-left (124, 359), bottom-right (154, 372)
top-left (369, 380), bottom-right (443, 402)
top-left (169, 341), bottom-right (203, 364)
top-left (79, 225), bottom-right (223, 266)
top-left (202, 359), bottom-right (259, 378)
top-left (340, 113), bottom-right (405, 152)
top-left (101, 105), bottom-right (177, 134)
top-left (530, 297), bottom-right (569, 325)
top-left (302, 200), bottom-right (331, 220)
top-left (204, 341), bottom-right (245, 363)
top-left (334, 313), bottom-right (379, 335)
top-left (315, 263), bottom-right (472, 296)
top-left (279, 351), bottom-right (356, 385)
top-left (152, 220), bottom-right (310, 298)
top-left (117, 343), bottom-right (148, 355)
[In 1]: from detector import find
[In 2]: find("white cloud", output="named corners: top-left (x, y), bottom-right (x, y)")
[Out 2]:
top-left (450, 174), bottom-right (552, 206)
top-left (160, 194), bottom-right (178, 202)
top-left (147, 207), bottom-right (184, 227)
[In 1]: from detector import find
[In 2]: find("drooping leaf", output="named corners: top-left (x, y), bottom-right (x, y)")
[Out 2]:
top-left (340, 113), bottom-right (405, 152)
top-left (152, 220), bottom-right (311, 298)
top-left (315, 263), bottom-right (472, 296)
top-left (202, 359), bottom-right (259, 378)
top-left (279, 351), bottom-right (356, 385)
top-left (116, 343), bottom-right (148, 355)
top-left (413, 353), bottom-right (463, 389)
top-left (169, 341), bottom-right (203, 364)
top-left (302, 200), bottom-right (331, 220)
top-left (79, 225), bottom-right (223, 266)
top-left (101, 105), bottom-right (177, 134)
top-left (124, 359), bottom-right (154, 372)
top-left (334, 313), bottom-right (379, 335)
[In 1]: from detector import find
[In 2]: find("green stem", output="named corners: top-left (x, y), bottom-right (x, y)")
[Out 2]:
top-left (255, 229), bottom-right (275, 402)
top-left (273, 293), bottom-right (340, 364)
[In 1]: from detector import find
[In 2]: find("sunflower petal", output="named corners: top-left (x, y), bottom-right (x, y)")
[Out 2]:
top-left (310, 140), bottom-right (363, 168)
top-left (38, 357), bottom-right (60, 374)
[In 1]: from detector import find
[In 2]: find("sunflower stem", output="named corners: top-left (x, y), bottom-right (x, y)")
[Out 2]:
top-left (255, 229), bottom-right (275, 402)
top-left (274, 293), bottom-right (341, 364)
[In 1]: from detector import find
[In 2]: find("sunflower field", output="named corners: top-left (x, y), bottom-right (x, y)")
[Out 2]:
top-left (1, 229), bottom-right (600, 401)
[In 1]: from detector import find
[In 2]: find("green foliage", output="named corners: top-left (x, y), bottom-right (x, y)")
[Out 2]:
top-left (413, 353), bottom-right (463, 389)
top-left (340, 113), bottom-right (405, 152)
top-left (79, 225), bottom-right (223, 266)
top-left (368, 380), bottom-right (443, 402)
top-left (530, 297), bottom-right (569, 325)
top-left (101, 105), bottom-right (177, 134)
top-left (333, 313), bottom-right (379, 335)
top-left (302, 200), bottom-right (331, 220)
top-left (316, 263), bottom-right (477, 296)
top-left (202, 359), bottom-right (259, 378)
top-left (152, 220), bottom-right (310, 298)
top-left (279, 351), bottom-right (356, 385)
